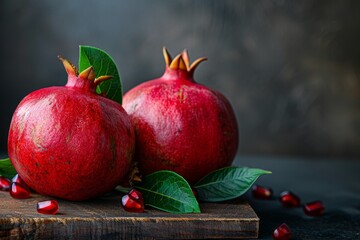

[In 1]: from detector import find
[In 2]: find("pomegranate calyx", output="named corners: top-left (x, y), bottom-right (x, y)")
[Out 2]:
top-left (94, 75), bottom-right (113, 85)
top-left (189, 57), bottom-right (207, 73)
top-left (78, 66), bottom-right (96, 81)
top-left (58, 55), bottom-right (79, 76)
top-left (181, 49), bottom-right (190, 69)
top-left (163, 47), bottom-right (207, 73)
top-left (163, 47), bottom-right (172, 67)
top-left (170, 54), bottom-right (187, 71)
top-left (59, 56), bottom-right (112, 85)
top-left (59, 56), bottom-right (113, 93)
top-left (130, 165), bottom-right (142, 185)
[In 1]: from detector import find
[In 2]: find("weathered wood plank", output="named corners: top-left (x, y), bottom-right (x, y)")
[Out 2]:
top-left (0, 191), bottom-right (258, 239)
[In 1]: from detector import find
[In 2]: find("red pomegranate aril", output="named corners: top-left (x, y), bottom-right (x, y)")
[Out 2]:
top-left (279, 191), bottom-right (300, 208)
top-left (37, 200), bottom-right (59, 215)
top-left (121, 194), bottom-right (145, 213)
top-left (10, 182), bottom-right (30, 199)
top-left (252, 185), bottom-right (273, 199)
top-left (303, 201), bottom-right (325, 216)
top-left (128, 189), bottom-right (144, 202)
top-left (12, 174), bottom-right (31, 190)
top-left (0, 176), bottom-right (11, 191)
top-left (272, 223), bottom-right (292, 240)
top-left (12, 174), bottom-right (24, 184)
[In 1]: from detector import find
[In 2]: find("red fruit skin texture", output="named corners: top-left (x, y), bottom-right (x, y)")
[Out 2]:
top-left (8, 73), bottom-right (135, 201)
top-left (123, 67), bottom-right (239, 184)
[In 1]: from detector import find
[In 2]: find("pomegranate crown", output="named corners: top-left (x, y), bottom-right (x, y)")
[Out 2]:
top-left (58, 56), bottom-right (112, 85)
top-left (163, 47), bottom-right (207, 74)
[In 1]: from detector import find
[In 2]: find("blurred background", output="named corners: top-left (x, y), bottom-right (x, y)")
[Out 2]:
top-left (0, 0), bottom-right (359, 159)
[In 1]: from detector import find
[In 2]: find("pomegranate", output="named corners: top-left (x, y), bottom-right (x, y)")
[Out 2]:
top-left (8, 57), bottom-right (135, 201)
top-left (123, 48), bottom-right (238, 184)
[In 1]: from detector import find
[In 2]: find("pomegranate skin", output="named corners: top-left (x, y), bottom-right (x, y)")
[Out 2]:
top-left (123, 49), bottom-right (238, 184)
top-left (8, 61), bottom-right (135, 201)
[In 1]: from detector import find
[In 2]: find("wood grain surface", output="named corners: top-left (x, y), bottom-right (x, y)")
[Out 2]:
top-left (0, 191), bottom-right (259, 239)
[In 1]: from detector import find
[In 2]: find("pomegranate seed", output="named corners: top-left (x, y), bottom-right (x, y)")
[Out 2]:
top-left (37, 200), bottom-right (59, 215)
top-left (279, 191), bottom-right (300, 208)
top-left (121, 189), bottom-right (145, 213)
top-left (10, 182), bottom-right (30, 199)
top-left (12, 174), bottom-right (31, 191)
top-left (252, 185), bottom-right (273, 199)
top-left (272, 223), bottom-right (292, 240)
top-left (0, 176), bottom-right (11, 191)
top-left (122, 195), bottom-right (145, 212)
top-left (303, 201), bottom-right (325, 216)
top-left (128, 189), bottom-right (144, 202)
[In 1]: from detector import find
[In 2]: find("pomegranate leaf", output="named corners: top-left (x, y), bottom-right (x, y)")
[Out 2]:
top-left (79, 45), bottom-right (122, 104)
top-left (0, 158), bottom-right (17, 179)
top-left (134, 170), bottom-right (201, 214)
top-left (194, 166), bottom-right (271, 202)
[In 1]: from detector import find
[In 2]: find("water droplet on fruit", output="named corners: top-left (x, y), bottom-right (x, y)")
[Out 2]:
top-left (0, 176), bottom-right (11, 191)
top-left (272, 223), bottom-right (292, 240)
top-left (252, 185), bottom-right (273, 199)
top-left (10, 182), bottom-right (30, 199)
top-left (37, 200), bottom-right (59, 215)
top-left (121, 189), bottom-right (145, 213)
top-left (279, 191), bottom-right (300, 208)
top-left (303, 201), bottom-right (325, 216)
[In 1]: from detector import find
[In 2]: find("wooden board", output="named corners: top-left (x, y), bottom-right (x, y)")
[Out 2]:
top-left (0, 191), bottom-right (259, 239)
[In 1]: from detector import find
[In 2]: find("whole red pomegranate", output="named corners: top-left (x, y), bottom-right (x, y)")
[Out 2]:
top-left (123, 48), bottom-right (238, 184)
top-left (8, 57), bottom-right (135, 201)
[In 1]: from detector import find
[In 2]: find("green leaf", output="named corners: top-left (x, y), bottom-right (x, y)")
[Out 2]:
top-left (194, 166), bottom-right (271, 202)
top-left (0, 158), bottom-right (17, 179)
top-left (135, 170), bottom-right (201, 214)
top-left (79, 45), bottom-right (122, 104)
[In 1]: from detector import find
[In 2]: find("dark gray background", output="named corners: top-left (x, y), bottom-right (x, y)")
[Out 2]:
top-left (1, 0), bottom-right (359, 159)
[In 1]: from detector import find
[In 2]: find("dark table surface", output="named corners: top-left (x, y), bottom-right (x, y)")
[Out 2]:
top-left (1, 153), bottom-right (359, 239)
top-left (236, 155), bottom-right (360, 240)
